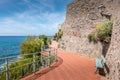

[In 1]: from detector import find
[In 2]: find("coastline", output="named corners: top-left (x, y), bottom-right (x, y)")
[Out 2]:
top-left (0, 36), bottom-right (53, 71)
top-left (0, 55), bottom-right (21, 71)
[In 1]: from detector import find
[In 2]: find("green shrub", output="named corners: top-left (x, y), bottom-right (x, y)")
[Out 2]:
top-left (88, 34), bottom-right (97, 43)
top-left (54, 29), bottom-right (63, 41)
top-left (50, 55), bottom-right (55, 64)
top-left (96, 20), bottom-right (113, 43)
top-left (88, 20), bottom-right (113, 43)
top-left (20, 35), bottom-right (51, 58)
top-left (39, 35), bottom-right (51, 45)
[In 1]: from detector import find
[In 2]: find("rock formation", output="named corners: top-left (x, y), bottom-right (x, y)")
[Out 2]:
top-left (59, 0), bottom-right (120, 80)
top-left (59, 0), bottom-right (111, 58)
top-left (105, 1), bottom-right (120, 80)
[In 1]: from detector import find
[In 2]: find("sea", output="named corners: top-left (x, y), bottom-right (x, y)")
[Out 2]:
top-left (0, 36), bottom-right (53, 66)
top-left (0, 36), bottom-right (27, 58)
top-left (0, 36), bottom-right (27, 64)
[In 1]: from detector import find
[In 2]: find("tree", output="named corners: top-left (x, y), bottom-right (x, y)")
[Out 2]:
top-left (39, 35), bottom-right (51, 45)
top-left (20, 35), bottom-right (51, 58)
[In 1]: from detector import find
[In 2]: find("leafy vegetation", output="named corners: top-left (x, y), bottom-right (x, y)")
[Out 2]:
top-left (88, 33), bottom-right (97, 43)
top-left (20, 35), bottom-right (51, 58)
top-left (96, 21), bottom-right (113, 43)
top-left (39, 35), bottom-right (51, 45)
top-left (54, 29), bottom-right (63, 41)
top-left (88, 20), bottom-right (113, 43)
top-left (0, 35), bottom-right (56, 80)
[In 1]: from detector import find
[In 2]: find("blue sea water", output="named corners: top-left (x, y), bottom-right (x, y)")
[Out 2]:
top-left (0, 36), bottom-right (27, 70)
top-left (0, 36), bottom-right (27, 58)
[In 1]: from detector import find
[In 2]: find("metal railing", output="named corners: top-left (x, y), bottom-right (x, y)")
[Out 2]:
top-left (0, 47), bottom-right (57, 80)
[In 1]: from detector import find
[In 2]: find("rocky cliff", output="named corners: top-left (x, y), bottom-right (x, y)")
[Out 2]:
top-left (59, 0), bottom-right (120, 80)
top-left (59, 0), bottom-right (111, 58)
top-left (105, 1), bottom-right (120, 80)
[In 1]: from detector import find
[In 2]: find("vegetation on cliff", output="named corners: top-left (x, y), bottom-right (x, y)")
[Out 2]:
top-left (88, 20), bottom-right (113, 43)
top-left (54, 29), bottom-right (63, 41)
top-left (88, 33), bottom-right (97, 43)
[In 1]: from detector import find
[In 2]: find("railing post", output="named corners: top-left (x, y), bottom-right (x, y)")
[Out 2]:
top-left (48, 51), bottom-right (50, 67)
top-left (43, 46), bottom-right (45, 51)
top-left (40, 54), bottom-right (43, 68)
top-left (55, 49), bottom-right (57, 61)
top-left (5, 58), bottom-right (9, 80)
top-left (33, 53), bottom-right (36, 73)
top-left (44, 57), bottom-right (46, 67)
top-left (41, 46), bottom-right (43, 51)
top-left (21, 66), bottom-right (23, 77)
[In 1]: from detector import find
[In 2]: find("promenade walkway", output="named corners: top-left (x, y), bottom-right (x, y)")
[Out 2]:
top-left (22, 41), bottom-right (102, 80)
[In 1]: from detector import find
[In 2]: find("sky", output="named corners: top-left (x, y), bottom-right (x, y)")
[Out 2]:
top-left (0, 0), bottom-right (73, 36)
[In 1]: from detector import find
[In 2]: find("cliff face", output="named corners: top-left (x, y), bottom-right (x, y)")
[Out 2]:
top-left (105, 1), bottom-right (120, 80)
top-left (59, 0), bottom-right (110, 58)
top-left (59, 0), bottom-right (120, 80)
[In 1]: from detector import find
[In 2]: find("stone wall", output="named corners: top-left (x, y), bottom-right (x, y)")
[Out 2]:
top-left (59, 0), bottom-right (109, 58)
top-left (59, 0), bottom-right (120, 80)
top-left (105, 0), bottom-right (120, 80)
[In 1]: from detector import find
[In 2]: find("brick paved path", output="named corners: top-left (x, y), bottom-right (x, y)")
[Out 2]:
top-left (22, 49), bottom-right (101, 80)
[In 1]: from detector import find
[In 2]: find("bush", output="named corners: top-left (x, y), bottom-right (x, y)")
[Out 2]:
top-left (0, 58), bottom-right (35, 80)
top-left (54, 29), bottom-right (63, 41)
top-left (39, 35), bottom-right (51, 45)
top-left (0, 54), bottom-right (56, 80)
top-left (88, 20), bottom-right (113, 43)
top-left (49, 55), bottom-right (56, 64)
top-left (96, 20), bottom-right (113, 43)
top-left (20, 35), bottom-right (51, 58)
top-left (88, 34), bottom-right (97, 43)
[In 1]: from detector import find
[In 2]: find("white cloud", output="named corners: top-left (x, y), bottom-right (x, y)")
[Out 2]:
top-left (0, 0), bottom-right (68, 36)
top-left (22, 0), bottom-right (55, 12)
top-left (0, 11), bottom-right (65, 36)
